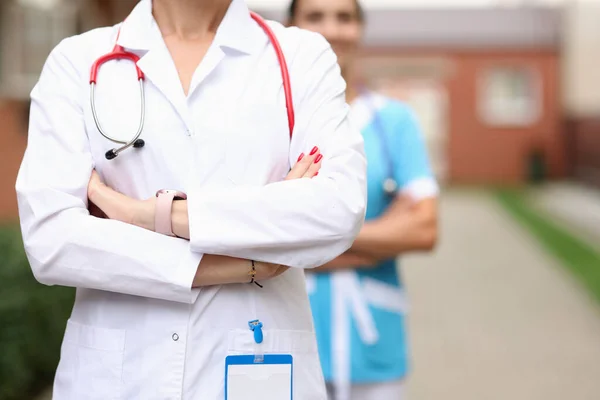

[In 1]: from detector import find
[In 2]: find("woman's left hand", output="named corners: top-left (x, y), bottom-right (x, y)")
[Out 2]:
top-left (286, 147), bottom-right (322, 180)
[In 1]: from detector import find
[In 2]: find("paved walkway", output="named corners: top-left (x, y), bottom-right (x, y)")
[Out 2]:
top-left (402, 190), bottom-right (600, 400)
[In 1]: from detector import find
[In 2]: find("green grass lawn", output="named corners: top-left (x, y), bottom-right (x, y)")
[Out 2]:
top-left (494, 189), bottom-right (600, 305)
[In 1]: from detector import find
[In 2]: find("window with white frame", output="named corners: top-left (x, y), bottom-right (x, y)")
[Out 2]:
top-left (1, 0), bottom-right (78, 99)
top-left (478, 66), bottom-right (542, 127)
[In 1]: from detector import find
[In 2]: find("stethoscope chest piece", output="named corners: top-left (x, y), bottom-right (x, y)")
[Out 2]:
top-left (383, 178), bottom-right (398, 196)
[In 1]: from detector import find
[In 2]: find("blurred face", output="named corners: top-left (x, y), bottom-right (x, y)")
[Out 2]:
top-left (290, 0), bottom-right (363, 73)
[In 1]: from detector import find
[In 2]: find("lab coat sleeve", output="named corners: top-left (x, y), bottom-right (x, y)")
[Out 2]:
top-left (15, 39), bottom-right (202, 304)
top-left (186, 32), bottom-right (367, 268)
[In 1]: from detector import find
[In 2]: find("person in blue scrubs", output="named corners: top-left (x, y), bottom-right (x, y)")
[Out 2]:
top-left (288, 1), bottom-right (440, 399)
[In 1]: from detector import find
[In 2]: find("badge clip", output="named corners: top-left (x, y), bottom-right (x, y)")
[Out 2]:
top-left (248, 319), bottom-right (264, 363)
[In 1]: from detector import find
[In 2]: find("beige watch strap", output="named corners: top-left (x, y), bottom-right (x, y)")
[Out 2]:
top-left (155, 191), bottom-right (176, 236)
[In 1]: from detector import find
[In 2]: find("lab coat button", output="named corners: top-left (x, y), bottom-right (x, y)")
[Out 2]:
top-left (172, 333), bottom-right (179, 341)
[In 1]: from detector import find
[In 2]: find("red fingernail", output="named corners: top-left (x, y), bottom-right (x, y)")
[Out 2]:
top-left (314, 154), bottom-right (323, 163)
top-left (314, 172), bottom-right (319, 177)
top-left (310, 146), bottom-right (318, 155)
top-left (297, 153), bottom-right (304, 161)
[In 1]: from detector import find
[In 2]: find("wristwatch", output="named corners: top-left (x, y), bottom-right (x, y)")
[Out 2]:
top-left (155, 189), bottom-right (187, 237)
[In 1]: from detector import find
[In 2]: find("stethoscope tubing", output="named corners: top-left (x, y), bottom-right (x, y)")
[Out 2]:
top-left (90, 78), bottom-right (146, 155)
top-left (364, 92), bottom-right (398, 195)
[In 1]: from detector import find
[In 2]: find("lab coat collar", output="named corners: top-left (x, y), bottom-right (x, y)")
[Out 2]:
top-left (216, 0), bottom-right (266, 54)
top-left (116, 0), bottom-right (154, 51)
top-left (116, 0), bottom-right (265, 55)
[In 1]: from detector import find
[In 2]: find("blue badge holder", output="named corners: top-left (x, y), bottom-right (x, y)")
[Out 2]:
top-left (224, 320), bottom-right (293, 400)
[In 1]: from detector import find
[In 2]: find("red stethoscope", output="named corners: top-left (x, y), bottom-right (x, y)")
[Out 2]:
top-left (90, 12), bottom-right (294, 160)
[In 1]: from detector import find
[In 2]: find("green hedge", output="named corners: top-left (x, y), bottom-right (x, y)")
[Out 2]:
top-left (0, 225), bottom-right (74, 400)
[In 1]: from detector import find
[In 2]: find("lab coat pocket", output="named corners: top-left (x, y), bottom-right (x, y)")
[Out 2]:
top-left (53, 320), bottom-right (125, 400)
top-left (228, 329), bottom-right (327, 400)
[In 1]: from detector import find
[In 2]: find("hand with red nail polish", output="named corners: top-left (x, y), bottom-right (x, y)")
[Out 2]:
top-left (285, 146), bottom-right (323, 180)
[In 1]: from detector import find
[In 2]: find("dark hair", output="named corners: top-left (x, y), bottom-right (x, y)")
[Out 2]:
top-left (288, 0), bottom-right (365, 22)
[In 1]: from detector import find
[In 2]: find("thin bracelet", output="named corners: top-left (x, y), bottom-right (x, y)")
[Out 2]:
top-left (249, 260), bottom-right (263, 288)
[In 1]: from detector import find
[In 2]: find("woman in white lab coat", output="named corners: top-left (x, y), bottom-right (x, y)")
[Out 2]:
top-left (15, 0), bottom-right (367, 399)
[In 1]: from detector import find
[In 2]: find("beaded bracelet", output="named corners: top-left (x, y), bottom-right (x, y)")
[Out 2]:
top-left (249, 260), bottom-right (263, 288)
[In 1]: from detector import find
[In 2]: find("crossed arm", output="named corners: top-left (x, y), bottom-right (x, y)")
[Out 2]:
top-left (87, 151), bottom-right (324, 287)
top-left (317, 194), bottom-right (438, 272)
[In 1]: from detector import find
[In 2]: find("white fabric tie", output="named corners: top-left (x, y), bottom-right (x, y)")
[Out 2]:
top-left (331, 270), bottom-right (378, 400)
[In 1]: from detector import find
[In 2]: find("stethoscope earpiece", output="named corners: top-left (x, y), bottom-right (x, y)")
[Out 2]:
top-left (133, 139), bottom-right (145, 148)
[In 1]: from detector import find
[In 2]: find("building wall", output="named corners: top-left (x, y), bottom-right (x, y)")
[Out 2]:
top-left (0, 100), bottom-right (28, 221)
top-left (562, 1), bottom-right (600, 118)
top-left (561, 1), bottom-right (600, 188)
top-left (564, 118), bottom-right (600, 187)
top-left (361, 48), bottom-right (562, 185)
top-left (447, 50), bottom-right (563, 184)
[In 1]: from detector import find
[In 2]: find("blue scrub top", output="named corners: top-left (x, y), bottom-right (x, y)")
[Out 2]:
top-left (307, 93), bottom-right (438, 384)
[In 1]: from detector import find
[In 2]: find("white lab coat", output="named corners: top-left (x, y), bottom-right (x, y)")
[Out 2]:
top-left (15, 0), bottom-right (367, 399)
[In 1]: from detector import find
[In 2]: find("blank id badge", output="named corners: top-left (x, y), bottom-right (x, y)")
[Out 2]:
top-left (225, 354), bottom-right (293, 400)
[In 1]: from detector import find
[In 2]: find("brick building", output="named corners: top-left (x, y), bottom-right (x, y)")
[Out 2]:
top-left (0, 0), bottom-right (597, 219)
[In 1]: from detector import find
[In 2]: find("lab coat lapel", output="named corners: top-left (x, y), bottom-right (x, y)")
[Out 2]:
top-left (136, 44), bottom-right (190, 126)
top-left (186, 46), bottom-right (225, 100)
top-left (116, 0), bottom-right (190, 128)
